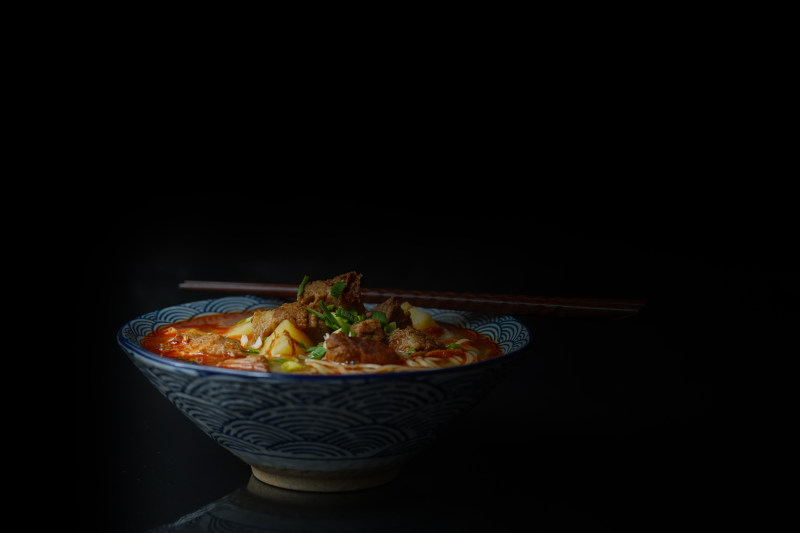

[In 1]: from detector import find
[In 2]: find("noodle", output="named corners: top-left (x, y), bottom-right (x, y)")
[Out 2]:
top-left (301, 351), bottom-right (481, 375)
top-left (305, 359), bottom-right (414, 374)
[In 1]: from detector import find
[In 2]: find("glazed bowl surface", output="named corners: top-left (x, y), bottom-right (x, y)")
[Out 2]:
top-left (117, 296), bottom-right (531, 491)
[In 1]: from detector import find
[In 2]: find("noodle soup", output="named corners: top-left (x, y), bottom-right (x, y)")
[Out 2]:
top-left (142, 272), bottom-right (502, 375)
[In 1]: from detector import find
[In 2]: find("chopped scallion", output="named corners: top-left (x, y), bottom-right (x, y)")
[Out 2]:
top-left (371, 310), bottom-right (387, 325)
top-left (317, 301), bottom-right (340, 330)
top-left (330, 281), bottom-right (346, 298)
top-left (297, 275), bottom-right (310, 299)
top-left (335, 316), bottom-right (351, 336)
top-left (335, 307), bottom-right (359, 323)
top-left (303, 306), bottom-right (325, 320)
top-left (306, 345), bottom-right (327, 359)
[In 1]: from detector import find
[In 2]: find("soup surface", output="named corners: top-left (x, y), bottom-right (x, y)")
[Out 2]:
top-left (142, 272), bottom-right (502, 375)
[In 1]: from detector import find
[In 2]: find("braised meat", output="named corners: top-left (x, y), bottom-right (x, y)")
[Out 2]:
top-left (163, 329), bottom-right (245, 359)
top-left (373, 296), bottom-right (412, 329)
top-left (298, 271), bottom-right (365, 313)
top-left (387, 326), bottom-right (443, 355)
top-left (325, 332), bottom-right (403, 365)
top-left (349, 318), bottom-right (386, 340)
top-left (251, 302), bottom-right (328, 343)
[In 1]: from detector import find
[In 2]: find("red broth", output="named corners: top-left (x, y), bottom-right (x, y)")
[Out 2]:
top-left (142, 310), bottom-right (502, 374)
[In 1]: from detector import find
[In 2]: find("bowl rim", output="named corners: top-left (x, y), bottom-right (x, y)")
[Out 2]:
top-left (117, 295), bottom-right (532, 382)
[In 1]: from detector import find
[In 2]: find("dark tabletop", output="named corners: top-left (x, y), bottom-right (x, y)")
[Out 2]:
top-left (77, 199), bottom-right (792, 531)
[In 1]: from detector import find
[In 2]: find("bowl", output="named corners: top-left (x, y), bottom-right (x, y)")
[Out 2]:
top-left (117, 295), bottom-right (531, 492)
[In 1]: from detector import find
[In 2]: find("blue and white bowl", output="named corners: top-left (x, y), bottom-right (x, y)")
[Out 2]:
top-left (117, 296), bottom-right (531, 492)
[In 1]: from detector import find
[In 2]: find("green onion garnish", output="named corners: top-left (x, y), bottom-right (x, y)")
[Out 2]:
top-left (306, 345), bottom-right (327, 359)
top-left (335, 307), bottom-right (360, 323)
top-left (330, 281), bottom-right (346, 298)
top-left (297, 275), bottom-right (310, 299)
top-left (371, 310), bottom-right (387, 325)
top-left (317, 301), bottom-right (341, 331)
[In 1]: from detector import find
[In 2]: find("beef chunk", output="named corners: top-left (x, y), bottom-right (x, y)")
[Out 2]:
top-left (373, 296), bottom-right (412, 329)
top-left (349, 318), bottom-right (386, 340)
top-left (165, 329), bottom-right (245, 359)
top-left (325, 333), bottom-right (402, 365)
top-left (298, 271), bottom-right (365, 313)
top-left (251, 302), bottom-right (328, 343)
top-left (387, 326), bottom-right (443, 355)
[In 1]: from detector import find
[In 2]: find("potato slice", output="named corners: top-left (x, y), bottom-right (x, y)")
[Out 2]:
top-left (262, 319), bottom-right (313, 356)
top-left (406, 305), bottom-right (438, 331)
top-left (225, 317), bottom-right (253, 339)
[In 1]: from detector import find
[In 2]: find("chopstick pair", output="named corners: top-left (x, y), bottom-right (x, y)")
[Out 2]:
top-left (179, 280), bottom-right (645, 319)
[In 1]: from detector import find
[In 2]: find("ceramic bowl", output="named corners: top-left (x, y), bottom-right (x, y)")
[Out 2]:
top-left (117, 296), bottom-right (531, 492)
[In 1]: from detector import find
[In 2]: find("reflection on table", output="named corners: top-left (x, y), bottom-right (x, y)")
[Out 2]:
top-left (148, 473), bottom-right (466, 532)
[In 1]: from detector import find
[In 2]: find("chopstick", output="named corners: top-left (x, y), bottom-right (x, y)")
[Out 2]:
top-left (179, 280), bottom-right (645, 318)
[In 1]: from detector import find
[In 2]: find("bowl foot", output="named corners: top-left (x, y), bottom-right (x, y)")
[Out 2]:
top-left (250, 464), bottom-right (401, 492)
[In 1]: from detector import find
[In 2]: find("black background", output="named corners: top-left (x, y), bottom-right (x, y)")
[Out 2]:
top-left (56, 21), bottom-right (796, 528)
top-left (75, 181), bottom-right (793, 531)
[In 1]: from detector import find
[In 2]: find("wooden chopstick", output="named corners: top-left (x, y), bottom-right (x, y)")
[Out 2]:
top-left (179, 280), bottom-right (644, 318)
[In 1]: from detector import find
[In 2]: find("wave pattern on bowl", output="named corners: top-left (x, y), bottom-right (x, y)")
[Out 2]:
top-left (119, 296), bottom-right (531, 474)
top-left (129, 358), bottom-right (512, 470)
